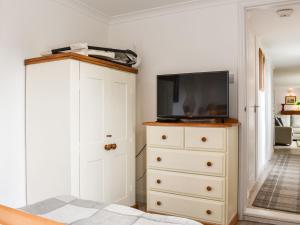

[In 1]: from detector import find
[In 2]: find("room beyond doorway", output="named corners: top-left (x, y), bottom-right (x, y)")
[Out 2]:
top-left (241, 1), bottom-right (300, 224)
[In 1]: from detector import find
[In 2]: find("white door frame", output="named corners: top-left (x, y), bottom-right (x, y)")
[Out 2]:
top-left (237, 0), bottom-right (300, 221)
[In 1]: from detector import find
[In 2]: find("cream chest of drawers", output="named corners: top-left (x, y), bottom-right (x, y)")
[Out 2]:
top-left (144, 121), bottom-right (239, 225)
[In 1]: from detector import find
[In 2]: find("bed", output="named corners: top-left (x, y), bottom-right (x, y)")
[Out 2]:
top-left (0, 196), bottom-right (202, 225)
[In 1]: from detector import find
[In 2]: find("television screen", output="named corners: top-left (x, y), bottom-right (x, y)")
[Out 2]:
top-left (157, 71), bottom-right (229, 119)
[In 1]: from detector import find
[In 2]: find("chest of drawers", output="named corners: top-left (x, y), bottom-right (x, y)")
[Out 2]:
top-left (144, 122), bottom-right (239, 225)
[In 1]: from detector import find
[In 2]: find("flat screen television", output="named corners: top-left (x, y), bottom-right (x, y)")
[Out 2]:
top-left (157, 71), bottom-right (229, 121)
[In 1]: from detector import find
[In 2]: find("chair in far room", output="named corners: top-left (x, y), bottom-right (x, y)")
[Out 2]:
top-left (275, 116), bottom-right (292, 145)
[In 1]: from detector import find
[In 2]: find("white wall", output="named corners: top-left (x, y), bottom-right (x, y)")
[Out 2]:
top-left (108, 1), bottom-right (239, 202)
top-left (0, 0), bottom-right (108, 207)
top-left (247, 13), bottom-right (274, 189)
top-left (274, 87), bottom-right (300, 113)
top-left (274, 67), bottom-right (300, 86)
top-left (274, 67), bottom-right (300, 113)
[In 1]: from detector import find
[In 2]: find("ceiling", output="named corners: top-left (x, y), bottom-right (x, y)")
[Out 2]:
top-left (248, 4), bottom-right (300, 69)
top-left (79, 0), bottom-right (194, 17)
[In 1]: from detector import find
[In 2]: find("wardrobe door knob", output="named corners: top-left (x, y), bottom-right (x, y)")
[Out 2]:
top-left (207, 161), bottom-right (212, 167)
top-left (104, 144), bottom-right (111, 151)
top-left (207, 186), bottom-right (212, 191)
top-left (156, 201), bottom-right (162, 206)
top-left (156, 179), bottom-right (161, 184)
top-left (202, 137), bottom-right (207, 142)
top-left (162, 135), bottom-right (167, 140)
top-left (157, 157), bottom-right (162, 162)
top-left (206, 210), bottom-right (212, 215)
top-left (111, 143), bottom-right (117, 150)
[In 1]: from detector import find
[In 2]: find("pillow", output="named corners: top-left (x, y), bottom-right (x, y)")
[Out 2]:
top-left (277, 117), bottom-right (284, 126)
top-left (279, 115), bottom-right (291, 126)
top-left (292, 115), bottom-right (300, 128)
top-left (275, 117), bottom-right (283, 126)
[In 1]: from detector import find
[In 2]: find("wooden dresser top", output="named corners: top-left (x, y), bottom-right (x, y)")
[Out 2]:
top-left (24, 52), bottom-right (138, 74)
top-left (143, 118), bottom-right (240, 128)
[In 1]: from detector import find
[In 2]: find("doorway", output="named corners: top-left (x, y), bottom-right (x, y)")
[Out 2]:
top-left (239, 1), bottom-right (300, 224)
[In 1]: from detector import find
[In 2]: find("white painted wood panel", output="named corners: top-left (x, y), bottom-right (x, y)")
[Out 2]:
top-left (148, 148), bottom-right (225, 176)
top-left (105, 69), bottom-right (135, 205)
top-left (79, 63), bottom-right (109, 203)
top-left (79, 63), bottom-right (135, 206)
top-left (148, 169), bottom-right (225, 200)
top-left (185, 127), bottom-right (226, 151)
top-left (148, 191), bottom-right (225, 224)
top-left (26, 60), bottom-right (76, 204)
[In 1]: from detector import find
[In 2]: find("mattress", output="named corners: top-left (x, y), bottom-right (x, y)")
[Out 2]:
top-left (21, 196), bottom-right (202, 225)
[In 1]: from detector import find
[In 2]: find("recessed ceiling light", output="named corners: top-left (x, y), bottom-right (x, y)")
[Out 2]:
top-left (276, 8), bottom-right (294, 17)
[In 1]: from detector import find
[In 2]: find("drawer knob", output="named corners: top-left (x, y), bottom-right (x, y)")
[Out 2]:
top-left (201, 137), bottom-right (207, 142)
top-left (157, 157), bottom-right (162, 162)
top-left (156, 179), bottom-right (161, 184)
top-left (162, 135), bottom-right (167, 140)
top-left (156, 201), bottom-right (162, 206)
top-left (207, 161), bottom-right (212, 167)
top-left (206, 210), bottom-right (212, 215)
top-left (206, 186), bottom-right (212, 191)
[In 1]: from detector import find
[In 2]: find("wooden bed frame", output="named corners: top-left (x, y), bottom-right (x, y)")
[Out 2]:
top-left (0, 204), bottom-right (64, 225)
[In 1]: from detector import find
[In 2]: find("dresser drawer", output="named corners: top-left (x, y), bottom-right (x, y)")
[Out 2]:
top-left (148, 191), bottom-right (224, 224)
top-left (148, 169), bottom-right (225, 200)
top-left (148, 148), bottom-right (225, 176)
top-left (185, 127), bottom-right (226, 151)
top-left (147, 126), bottom-right (184, 148)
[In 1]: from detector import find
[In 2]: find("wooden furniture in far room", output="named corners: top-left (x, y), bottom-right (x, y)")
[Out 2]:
top-left (281, 110), bottom-right (300, 115)
top-left (280, 103), bottom-right (300, 115)
top-left (144, 119), bottom-right (239, 225)
top-left (25, 53), bottom-right (136, 206)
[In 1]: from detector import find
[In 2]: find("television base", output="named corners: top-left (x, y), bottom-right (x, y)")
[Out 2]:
top-left (180, 118), bottom-right (226, 123)
top-left (157, 117), bottom-right (180, 123)
top-left (157, 118), bottom-right (228, 123)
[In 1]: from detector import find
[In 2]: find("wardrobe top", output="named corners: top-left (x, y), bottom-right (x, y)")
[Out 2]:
top-left (143, 118), bottom-right (240, 128)
top-left (24, 52), bottom-right (138, 74)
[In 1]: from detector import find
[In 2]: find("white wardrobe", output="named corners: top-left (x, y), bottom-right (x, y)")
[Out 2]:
top-left (25, 54), bottom-right (136, 206)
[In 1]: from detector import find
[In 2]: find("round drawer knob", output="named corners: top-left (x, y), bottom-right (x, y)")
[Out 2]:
top-left (156, 179), bottom-right (161, 184)
top-left (162, 135), bottom-right (167, 140)
top-left (202, 137), bottom-right (207, 142)
top-left (157, 157), bottom-right (162, 162)
top-left (206, 210), bottom-right (212, 215)
top-left (207, 161), bottom-right (212, 167)
top-left (104, 144), bottom-right (111, 151)
top-left (206, 186), bottom-right (212, 191)
top-left (156, 201), bottom-right (162, 206)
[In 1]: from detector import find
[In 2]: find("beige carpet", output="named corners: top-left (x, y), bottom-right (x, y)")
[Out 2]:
top-left (253, 153), bottom-right (300, 213)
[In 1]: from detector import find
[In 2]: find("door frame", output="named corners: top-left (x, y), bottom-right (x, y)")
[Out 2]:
top-left (237, 0), bottom-right (300, 221)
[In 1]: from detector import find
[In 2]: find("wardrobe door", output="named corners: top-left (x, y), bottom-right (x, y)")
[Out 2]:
top-left (105, 71), bottom-right (135, 206)
top-left (79, 63), bottom-right (135, 206)
top-left (79, 63), bottom-right (110, 202)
